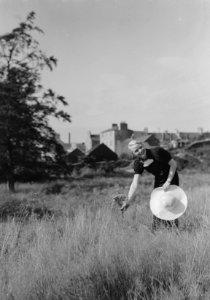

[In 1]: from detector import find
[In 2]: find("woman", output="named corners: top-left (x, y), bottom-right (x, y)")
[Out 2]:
top-left (121, 140), bottom-right (179, 230)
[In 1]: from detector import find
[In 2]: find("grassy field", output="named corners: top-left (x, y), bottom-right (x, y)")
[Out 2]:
top-left (0, 172), bottom-right (210, 300)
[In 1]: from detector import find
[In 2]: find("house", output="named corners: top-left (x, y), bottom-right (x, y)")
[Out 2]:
top-left (85, 143), bottom-right (118, 162)
top-left (69, 142), bottom-right (86, 153)
top-left (179, 131), bottom-right (201, 141)
top-left (66, 148), bottom-right (85, 164)
top-left (165, 131), bottom-right (201, 149)
top-left (100, 122), bottom-right (133, 154)
top-left (153, 130), bottom-right (203, 149)
top-left (153, 131), bottom-right (177, 148)
top-left (100, 122), bottom-right (160, 156)
top-left (198, 132), bottom-right (210, 140)
top-left (100, 122), bottom-right (148, 156)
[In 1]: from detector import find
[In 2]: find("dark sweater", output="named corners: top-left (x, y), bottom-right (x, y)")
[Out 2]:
top-left (133, 147), bottom-right (179, 188)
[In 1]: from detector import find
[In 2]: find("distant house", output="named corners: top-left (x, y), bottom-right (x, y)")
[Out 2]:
top-left (179, 131), bottom-right (201, 141)
top-left (85, 131), bottom-right (100, 152)
top-left (100, 122), bottom-right (151, 156)
top-left (100, 122), bottom-right (133, 154)
top-left (153, 132), bottom-right (177, 148)
top-left (197, 132), bottom-right (210, 140)
top-left (85, 143), bottom-right (118, 162)
top-left (69, 142), bottom-right (86, 153)
top-left (100, 122), bottom-right (160, 156)
top-left (66, 148), bottom-right (85, 164)
top-left (153, 130), bottom-right (203, 149)
top-left (165, 131), bottom-right (202, 149)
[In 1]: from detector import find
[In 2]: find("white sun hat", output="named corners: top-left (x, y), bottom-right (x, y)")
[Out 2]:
top-left (150, 185), bottom-right (188, 221)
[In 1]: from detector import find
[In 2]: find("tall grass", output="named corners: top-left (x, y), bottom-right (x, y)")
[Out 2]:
top-left (0, 173), bottom-right (210, 299)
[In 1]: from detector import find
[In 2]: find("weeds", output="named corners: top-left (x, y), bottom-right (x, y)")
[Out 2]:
top-left (0, 173), bottom-right (209, 299)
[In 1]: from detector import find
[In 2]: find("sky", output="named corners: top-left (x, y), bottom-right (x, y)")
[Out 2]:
top-left (0, 0), bottom-right (210, 143)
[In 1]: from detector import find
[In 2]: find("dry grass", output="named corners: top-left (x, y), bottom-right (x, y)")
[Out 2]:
top-left (0, 172), bottom-right (209, 299)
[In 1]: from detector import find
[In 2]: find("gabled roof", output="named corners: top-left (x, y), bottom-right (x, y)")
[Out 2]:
top-left (133, 133), bottom-right (159, 143)
top-left (87, 143), bottom-right (112, 154)
top-left (66, 147), bottom-right (85, 163)
top-left (131, 131), bottom-right (148, 140)
top-left (139, 134), bottom-right (153, 142)
top-left (101, 128), bottom-right (117, 133)
top-left (67, 148), bottom-right (85, 156)
top-left (86, 143), bottom-right (118, 161)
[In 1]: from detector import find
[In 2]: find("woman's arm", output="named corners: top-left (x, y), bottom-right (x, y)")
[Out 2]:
top-left (162, 158), bottom-right (177, 190)
top-left (128, 174), bottom-right (141, 203)
top-left (120, 174), bottom-right (140, 211)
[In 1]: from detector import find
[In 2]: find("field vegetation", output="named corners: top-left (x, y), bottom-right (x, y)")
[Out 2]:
top-left (0, 171), bottom-right (210, 299)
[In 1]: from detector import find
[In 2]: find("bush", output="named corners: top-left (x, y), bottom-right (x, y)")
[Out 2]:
top-left (0, 198), bottom-right (54, 221)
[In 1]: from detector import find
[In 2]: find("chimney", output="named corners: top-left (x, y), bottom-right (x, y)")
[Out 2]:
top-left (68, 132), bottom-right (71, 145)
top-left (120, 122), bottom-right (128, 131)
top-left (112, 123), bottom-right (119, 130)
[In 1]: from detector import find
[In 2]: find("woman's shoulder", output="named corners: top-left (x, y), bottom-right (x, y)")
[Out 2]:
top-left (148, 146), bottom-right (168, 156)
top-left (133, 157), bottom-right (144, 174)
top-left (148, 146), bottom-right (171, 162)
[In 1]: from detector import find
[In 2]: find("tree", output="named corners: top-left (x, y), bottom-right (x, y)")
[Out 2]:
top-left (0, 11), bottom-right (71, 191)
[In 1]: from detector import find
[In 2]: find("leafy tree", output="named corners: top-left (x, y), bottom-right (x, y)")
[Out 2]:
top-left (0, 11), bottom-right (71, 191)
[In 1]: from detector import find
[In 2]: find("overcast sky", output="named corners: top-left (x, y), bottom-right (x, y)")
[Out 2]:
top-left (0, 0), bottom-right (210, 143)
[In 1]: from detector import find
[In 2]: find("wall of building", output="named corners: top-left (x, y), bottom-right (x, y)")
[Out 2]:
top-left (116, 138), bottom-right (131, 157)
top-left (100, 130), bottom-right (116, 152)
top-left (85, 132), bottom-right (92, 152)
top-left (85, 132), bottom-right (100, 152)
top-left (100, 122), bottom-right (133, 155)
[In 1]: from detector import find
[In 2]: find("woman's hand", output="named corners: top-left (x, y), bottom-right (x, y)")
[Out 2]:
top-left (162, 180), bottom-right (171, 191)
top-left (120, 201), bottom-right (130, 212)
